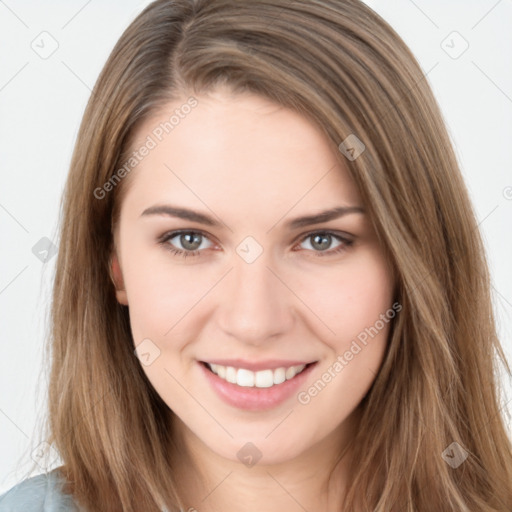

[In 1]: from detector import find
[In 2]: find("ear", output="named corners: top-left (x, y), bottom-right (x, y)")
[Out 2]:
top-left (110, 252), bottom-right (128, 305)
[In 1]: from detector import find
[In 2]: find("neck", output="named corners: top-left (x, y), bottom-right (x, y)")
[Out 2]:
top-left (170, 409), bottom-right (360, 512)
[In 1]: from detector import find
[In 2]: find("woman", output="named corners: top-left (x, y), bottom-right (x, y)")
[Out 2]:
top-left (1, 0), bottom-right (511, 510)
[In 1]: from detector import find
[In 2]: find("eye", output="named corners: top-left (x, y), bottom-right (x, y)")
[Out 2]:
top-left (296, 231), bottom-right (353, 257)
top-left (158, 229), bottom-right (353, 259)
top-left (158, 230), bottom-right (214, 259)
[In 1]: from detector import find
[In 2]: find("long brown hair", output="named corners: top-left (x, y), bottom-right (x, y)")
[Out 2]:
top-left (44, 0), bottom-right (512, 510)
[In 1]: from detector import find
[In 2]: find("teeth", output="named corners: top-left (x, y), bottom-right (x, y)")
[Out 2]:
top-left (237, 368), bottom-right (255, 387)
top-left (225, 366), bottom-right (237, 384)
top-left (207, 363), bottom-right (307, 388)
top-left (255, 369), bottom-right (273, 388)
top-left (273, 367), bottom-right (286, 385)
top-left (285, 366), bottom-right (297, 380)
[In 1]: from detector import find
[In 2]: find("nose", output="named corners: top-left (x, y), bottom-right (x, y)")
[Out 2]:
top-left (216, 252), bottom-right (295, 345)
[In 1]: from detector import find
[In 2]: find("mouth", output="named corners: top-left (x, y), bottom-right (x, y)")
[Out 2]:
top-left (200, 361), bottom-right (317, 388)
top-left (199, 360), bottom-right (318, 411)
top-left (197, 359), bottom-right (318, 412)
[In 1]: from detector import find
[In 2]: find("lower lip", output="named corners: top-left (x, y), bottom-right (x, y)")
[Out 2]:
top-left (199, 361), bottom-right (318, 411)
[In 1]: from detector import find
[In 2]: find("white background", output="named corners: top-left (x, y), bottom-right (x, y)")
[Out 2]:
top-left (1, 0), bottom-right (511, 494)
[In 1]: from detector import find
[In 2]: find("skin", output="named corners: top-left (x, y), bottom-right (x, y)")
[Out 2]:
top-left (111, 86), bottom-right (395, 511)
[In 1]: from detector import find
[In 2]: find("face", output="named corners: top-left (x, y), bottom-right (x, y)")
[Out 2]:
top-left (111, 87), bottom-right (395, 466)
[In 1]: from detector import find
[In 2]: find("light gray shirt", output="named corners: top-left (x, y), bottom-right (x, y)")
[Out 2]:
top-left (0, 469), bottom-right (78, 511)
top-left (0, 470), bottom-right (179, 511)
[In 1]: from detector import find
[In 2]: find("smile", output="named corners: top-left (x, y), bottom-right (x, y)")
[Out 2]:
top-left (205, 362), bottom-right (309, 388)
top-left (199, 360), bottom-right (318, 410)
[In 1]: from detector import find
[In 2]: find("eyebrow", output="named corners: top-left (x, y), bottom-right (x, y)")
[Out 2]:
top-left (140, 204), bottom-right (365, 229)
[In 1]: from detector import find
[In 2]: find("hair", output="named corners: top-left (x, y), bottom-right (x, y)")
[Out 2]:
top-left (43, 0), bottom-right (512, 510)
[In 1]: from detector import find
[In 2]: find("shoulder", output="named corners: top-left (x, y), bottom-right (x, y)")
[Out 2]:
top-left (0, 468), bottom-right (78, 512)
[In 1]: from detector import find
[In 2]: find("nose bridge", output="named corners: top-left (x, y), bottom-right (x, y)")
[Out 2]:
top-left (217, 248), bottom-right (293, 343)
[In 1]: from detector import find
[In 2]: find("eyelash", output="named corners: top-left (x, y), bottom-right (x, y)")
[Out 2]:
top-left (157, 229), bottom-right (354, 259)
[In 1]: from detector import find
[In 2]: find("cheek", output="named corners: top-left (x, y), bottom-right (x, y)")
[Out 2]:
top-left (295, 253), bottom-right (394, 415)
top-left (120, 237), bottom-right (211, 344)
top-left (120, 247), bottom-right (208, 406)
top-left (296, 248), bottom-right (394, 345)
top-left (294, 254), bottom-right (393, 407)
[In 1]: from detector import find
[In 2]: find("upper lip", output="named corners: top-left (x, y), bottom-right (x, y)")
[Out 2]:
top-left (201, 359), bottom-right (317, 371)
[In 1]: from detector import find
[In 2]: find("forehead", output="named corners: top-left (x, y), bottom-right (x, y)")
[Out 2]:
top-left (121, 89), bottom-right (362, 219)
